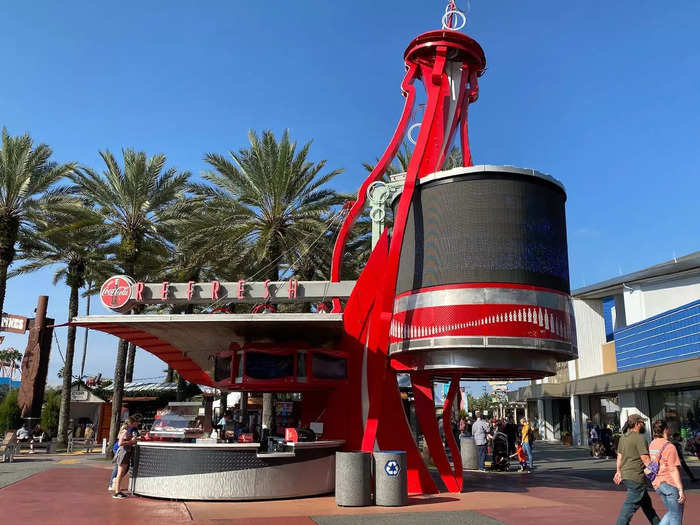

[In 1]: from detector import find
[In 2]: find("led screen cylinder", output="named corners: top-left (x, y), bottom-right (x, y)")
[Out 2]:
top-left (389, 165), bottom-right (577, 378)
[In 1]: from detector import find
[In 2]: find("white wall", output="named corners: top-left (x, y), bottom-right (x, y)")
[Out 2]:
top-left (640, 274), bottom-right (700, 320)
top-left (623, 274), bottom-right (700, 326)
top-left (572, 299), bottom-right (607, 379)
top-left (619, 391), bottom-right (651, 443)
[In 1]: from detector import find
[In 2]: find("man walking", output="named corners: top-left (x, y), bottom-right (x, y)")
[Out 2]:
top-left (614, 414), bottom-right (660, 525)
top-left (472, 410), bottom-right (491, 472)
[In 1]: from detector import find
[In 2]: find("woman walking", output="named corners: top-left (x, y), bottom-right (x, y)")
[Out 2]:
top-left (521, 418), bottom-right (534, 471)
top-left (112, 416), bottom-right (139, 499)
top-left (649, 420), bottom-right (686, 525)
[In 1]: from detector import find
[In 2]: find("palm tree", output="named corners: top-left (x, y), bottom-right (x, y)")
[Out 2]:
top-left (11, 212), bottom-right (112, 445)
top-left (191, 130), bottom-right (345, 281)
top-left (0, 127), bottom-right (76, 316)
top-left (194, 130), bottom-right (344, 424)
top-left (73, 149), bottom-right (190, 454)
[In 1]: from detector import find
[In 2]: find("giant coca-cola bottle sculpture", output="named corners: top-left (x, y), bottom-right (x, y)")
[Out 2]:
top-left (331, 2), bottom-right (576, 494)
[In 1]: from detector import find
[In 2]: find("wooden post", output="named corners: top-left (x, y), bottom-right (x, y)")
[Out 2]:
top-left (17, 296), bottom-right (53, 420)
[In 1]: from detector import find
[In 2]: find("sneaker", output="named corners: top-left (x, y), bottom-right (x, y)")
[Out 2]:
top-left (112, 492), bottom-right (127, 499)
top-left (107, 483), bottom-right (113, 492)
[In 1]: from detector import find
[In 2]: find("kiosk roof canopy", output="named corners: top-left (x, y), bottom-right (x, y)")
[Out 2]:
top-left (71, 313), bottom-right (345, 386)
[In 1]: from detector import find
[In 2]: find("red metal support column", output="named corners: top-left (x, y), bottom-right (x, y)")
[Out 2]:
top-left (442, 375), bottom-right (463, 491)
top-left (411, 372), bottom-right (460, 492)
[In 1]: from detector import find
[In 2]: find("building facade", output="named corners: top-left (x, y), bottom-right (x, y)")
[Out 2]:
top-left (510, 251), bottom-right (700, 445)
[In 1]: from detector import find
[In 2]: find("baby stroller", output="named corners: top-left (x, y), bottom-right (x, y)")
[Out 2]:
top-left (490, 431), bottom-right (510, 471)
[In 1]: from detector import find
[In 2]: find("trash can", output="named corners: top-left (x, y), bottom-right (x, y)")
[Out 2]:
top-left (374, 450), bottom-right (407, 506)
top-left (461, 436), bottom-right (478, 470)
top-left (335, 451), bottom-right (372, 506)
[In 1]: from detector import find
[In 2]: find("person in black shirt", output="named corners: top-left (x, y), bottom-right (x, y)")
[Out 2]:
top-left (504, 417), bottom-right (517, 455)
top-left (672, 433), bottom-right (698, 482)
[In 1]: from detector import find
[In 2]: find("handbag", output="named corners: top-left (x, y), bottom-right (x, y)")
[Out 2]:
top-left (644, 441), bottom-right (670, 482)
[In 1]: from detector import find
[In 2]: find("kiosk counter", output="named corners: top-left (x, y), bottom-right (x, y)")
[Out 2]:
top-left (130, 439), bottom-right (345, 500)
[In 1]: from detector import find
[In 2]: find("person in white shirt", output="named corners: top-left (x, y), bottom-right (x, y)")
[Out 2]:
top-left (472, 411), bottom-right (492, 471)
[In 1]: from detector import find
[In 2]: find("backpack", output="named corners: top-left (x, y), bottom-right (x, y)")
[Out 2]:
top-left (644, 441), bottom-right (670, 482)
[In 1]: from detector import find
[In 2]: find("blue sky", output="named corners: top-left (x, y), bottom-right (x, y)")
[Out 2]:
top-left (0, 2), bottom-right (698, 389)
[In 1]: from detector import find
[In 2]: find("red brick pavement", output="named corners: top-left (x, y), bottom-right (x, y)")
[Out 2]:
top-left (0, 467), bottom-right (190, 525)
top-left (0, 465), bottom-right (697, 524)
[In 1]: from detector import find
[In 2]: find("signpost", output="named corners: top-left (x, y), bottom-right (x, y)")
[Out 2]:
top-left (1, 313), bottom-right (28, 334)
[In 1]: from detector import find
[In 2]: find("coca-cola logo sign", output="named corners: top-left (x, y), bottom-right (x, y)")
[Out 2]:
top-left (100, 275), bottom-right (135, 312)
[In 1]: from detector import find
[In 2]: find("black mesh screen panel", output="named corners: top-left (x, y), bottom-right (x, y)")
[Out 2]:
top-left (395, 173), bottom-right (570, 294)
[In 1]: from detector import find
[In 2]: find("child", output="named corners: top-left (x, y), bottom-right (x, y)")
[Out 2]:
top-left (510, 441), bottom-right (528, 471)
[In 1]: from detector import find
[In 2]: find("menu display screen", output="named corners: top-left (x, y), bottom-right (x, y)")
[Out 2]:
top-left (396, 174), bottom-right (570, 294)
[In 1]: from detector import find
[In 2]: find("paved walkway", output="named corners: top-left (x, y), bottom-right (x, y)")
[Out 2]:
top-left (0, 443), bottom-right (698, 524)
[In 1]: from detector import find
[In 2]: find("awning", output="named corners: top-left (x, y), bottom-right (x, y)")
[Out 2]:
top-left (507, 381), bottom-right (566, 402)
top-left (71, 313), bottom-right (345, 387)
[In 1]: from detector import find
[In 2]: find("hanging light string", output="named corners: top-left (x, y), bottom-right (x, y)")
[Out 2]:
top-left (205, 205), bottom-right (350, 312)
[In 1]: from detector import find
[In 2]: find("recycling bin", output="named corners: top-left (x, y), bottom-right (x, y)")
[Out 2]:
top-left (335, 451), bottom-right (372, 506)
top-left (374, 450), bottom-right (407, 506)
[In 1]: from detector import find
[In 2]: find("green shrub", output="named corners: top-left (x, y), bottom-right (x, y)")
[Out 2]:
top-left (41, 388), bottom-right (61, 437)
top-left (0, 389), bottom-right (22, 436)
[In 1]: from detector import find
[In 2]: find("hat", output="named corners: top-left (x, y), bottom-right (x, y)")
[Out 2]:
top-left (627, 414), bottom-right (645, 425)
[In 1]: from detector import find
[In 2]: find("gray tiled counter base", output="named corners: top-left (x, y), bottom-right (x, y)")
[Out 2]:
top-left (131, 440), bottom-right (344, 500)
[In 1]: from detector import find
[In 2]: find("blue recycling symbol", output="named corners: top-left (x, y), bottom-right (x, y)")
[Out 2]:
top-left (384, 460), bottom-right (400, 477)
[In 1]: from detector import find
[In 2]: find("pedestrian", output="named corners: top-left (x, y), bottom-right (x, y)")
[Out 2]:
top-left (505, 417), bottom-right (517, 454)
top-left (112, 416), bottom-right (139, 499)
top-left (613, 414), bottom-right (660, 525)
top-left (671, 432), bottom-right (698, 483)
top-left (649, 421), bottom-right (686, 525)
top-left (472, 410), bottom-right (491, 472)
top-left (509, 440), bottom-right (528, 471)
top-left (520, 418), bottom-right (534, 471)
top-left (108, 417), bottom-right (140, 491)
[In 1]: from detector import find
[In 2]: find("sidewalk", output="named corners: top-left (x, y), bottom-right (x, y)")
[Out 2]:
top-left (0, 443), bottom-right (697, 524)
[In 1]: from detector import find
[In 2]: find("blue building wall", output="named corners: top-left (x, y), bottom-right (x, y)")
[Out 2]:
top-left (614, 299), bottom-right (700, 371)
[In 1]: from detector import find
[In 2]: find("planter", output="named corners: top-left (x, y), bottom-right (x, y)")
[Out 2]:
top-left (561, 434), bottom-right (573, 446)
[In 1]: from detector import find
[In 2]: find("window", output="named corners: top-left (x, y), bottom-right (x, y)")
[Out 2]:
top-left (245, 352), bottom-right (294, 379)
top-left (312, 353), bottom-right (347, 379)
top-left (649, 388), bottom-right (700, 437)
top-left (589, 394), bottom-right (620, 432)
top-left (214, 355), bottom-right (232, 382)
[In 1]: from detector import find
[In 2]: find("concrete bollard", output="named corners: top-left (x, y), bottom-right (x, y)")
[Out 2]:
top-left (461, 436), bottom-right (478, 470)
top-left (374, 451), bottom-right (407, 506)
top-left (335, 451), bottom-right (372, 506)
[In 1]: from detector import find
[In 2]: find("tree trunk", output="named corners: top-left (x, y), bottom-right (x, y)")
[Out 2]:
top-left (0, 260), bottom-right (9, 319)
top-left (124, 305), bottom-right (144, 383)
top-left (107, 338), bottom-right (129, 458)
top-left (176, 374), bottom-right (187, 401)
top-left (57, 282), bottom-right (80, 446)
top-left (166, 366), bottom-right (174, 383)
top-left (125, 342), bottom-right (136, 383)
top-left (0, 216), bottom-right (19, 318)
top-left (79, 287), bottom-right (91, 379)
top-left (220, 390), bottom-right (228, 413)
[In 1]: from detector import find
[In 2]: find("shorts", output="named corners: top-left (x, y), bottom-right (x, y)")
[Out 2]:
top-left (112, 446), bottom-right (132, 467)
